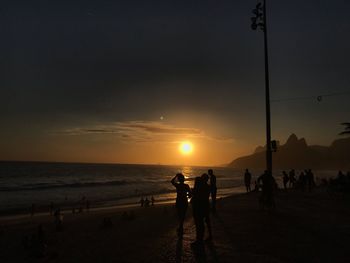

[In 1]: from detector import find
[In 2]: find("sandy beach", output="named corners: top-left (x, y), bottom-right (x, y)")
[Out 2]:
top-left (1, 188), bottom-right (350, 263)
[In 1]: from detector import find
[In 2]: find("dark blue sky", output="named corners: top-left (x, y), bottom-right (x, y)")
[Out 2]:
top-left (1, 0), bottom-right (350, 164)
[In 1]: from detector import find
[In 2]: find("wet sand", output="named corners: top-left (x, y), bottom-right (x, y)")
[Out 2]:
top-left (1, 188), bottom-right (350, 262)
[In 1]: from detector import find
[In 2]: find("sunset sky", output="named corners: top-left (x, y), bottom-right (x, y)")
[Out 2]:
top-left (1, 0), bottom-right (350, 166)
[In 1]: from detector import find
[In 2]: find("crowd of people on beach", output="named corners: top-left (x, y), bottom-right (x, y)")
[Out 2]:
top-left (281, 169), bottom-right (316, 192)
top-left (243, 168), bottom-right (316, 194)
top-left (171, 169), bottom-right (217, 248)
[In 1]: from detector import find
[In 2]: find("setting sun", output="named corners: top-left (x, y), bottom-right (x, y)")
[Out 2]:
top-left (179, 141), bottom-right (193, 155)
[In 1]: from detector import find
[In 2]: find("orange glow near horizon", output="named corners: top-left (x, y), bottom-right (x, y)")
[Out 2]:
top-left (179, 141), bottom-right (193, 155)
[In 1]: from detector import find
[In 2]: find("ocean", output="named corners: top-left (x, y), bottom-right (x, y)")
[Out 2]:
top-left (0, 161), bottom-right (337, 214)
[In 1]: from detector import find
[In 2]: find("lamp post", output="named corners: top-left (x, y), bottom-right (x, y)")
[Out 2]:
top-left (251, 0), bottom-right (272, 175)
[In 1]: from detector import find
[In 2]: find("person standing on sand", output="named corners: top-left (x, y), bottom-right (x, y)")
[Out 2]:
top-left (257, 170), bottom-right (276, 210)
top-left (171, 173), bottom-right (192, 237)
top-left (282, 171), bottom-right (289, 190)
top-left (140, 197), bottom-right (144, 207)
top-left (208, 169), bottom-right (217, 213)
top-left (289, 169), bottom-right (296, 188)
top-left (244, 169), bottom-right (252, 193)
top-left (191, 174), bottom-right (213, 246)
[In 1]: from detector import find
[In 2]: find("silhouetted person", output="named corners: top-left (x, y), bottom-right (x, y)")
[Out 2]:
top-left (191, 174), bottom-right (212, 246)
top-left (171, 173), bottom-right (192, 237)
top-left (337, 170), bottom-right (345, 183)
top-left (151, 196), bottom-right (155, 206)
top-left (54, 208), bottom-right (63, 231)
top-left (289, 169), bottom-right (296, 188)
top-left (140, 197), bottom-right (144, 207)
top-left (244, 169), bottom-right (252, 192)
top-left (298, 172), bottom-right (306, 191)
top-left (144, 197), bottom-right (150, 207)
top-left (208, 169), bottom-right (217, 213)
top-left (282, 171), bottom-right (289, 190)
top-left (201, 174), bottom-right (213, 240)
top-left (30, 224), bottom-right (47, 258)
top-left (307, 169), bottom-right (315, 192)
top-left (257, 170), bottom-right (276, 210)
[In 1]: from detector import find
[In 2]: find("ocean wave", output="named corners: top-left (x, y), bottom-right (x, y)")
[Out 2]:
top-left (0, 180), bottom-right (130, 192)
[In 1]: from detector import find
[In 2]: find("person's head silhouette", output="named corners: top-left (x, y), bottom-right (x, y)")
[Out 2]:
top-left (177, 173), bottom-right (185, 183)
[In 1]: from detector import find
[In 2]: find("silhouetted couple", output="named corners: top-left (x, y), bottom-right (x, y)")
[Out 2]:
top-left (244, 169), bottom-right (252, 192)
top-left (171, 172), bottom-right (214, 243)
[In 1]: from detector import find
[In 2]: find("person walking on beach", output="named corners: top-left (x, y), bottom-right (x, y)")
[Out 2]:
top-left (144, 197), bottom-right (150, 207)
top-left (289, 169), bottom-right (296, 188)
top-left (171, 173), bottom-right (192, 237)
top-left (282, 171), bottom-right (289, 190)
top-left (140, 197), bottom-right (144, 207)
top-left (244, 169), bottom-right (252, 193)
top-left (208, 169), bottom-right (217, 213)
top-left (307, 169), bottom-right (315, 192)
top-left (191, 174), bottom-right (213, 246)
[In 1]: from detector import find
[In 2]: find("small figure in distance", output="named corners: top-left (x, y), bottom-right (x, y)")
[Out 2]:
top-left (307, 169), bottom-right (315, 192)
top-left (171, 173), bottom-right (192, 237)
top-left (144, 197), bottom-right (150, 207)
top-left (289, 169), bottom-right (296, 188)
top-left (140, 197), bottom-right (144, 207)
top-left (244, 169), bottom-right (252, 193)
top-left (54, 208), bottom-right (63, 232)
top-left (299, 171), bottom-right (306, 192)
top-left (208, 169), bottom-right (217, 213)
top-left (151, 196), bottom-right (155, 206)
top-left (282, 171), bottom-right (289, 190)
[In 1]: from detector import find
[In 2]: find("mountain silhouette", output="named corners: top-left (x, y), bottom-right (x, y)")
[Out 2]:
top-left (229, 134), bottom-right (350, 170)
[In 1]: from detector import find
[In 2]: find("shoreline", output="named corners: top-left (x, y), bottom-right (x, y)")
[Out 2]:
top-left (0, 191), bottom-right (241, 223)
top-left (0, 185), bottom-right (245, 220)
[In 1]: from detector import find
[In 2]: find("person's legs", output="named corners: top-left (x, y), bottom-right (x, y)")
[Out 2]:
top-left (177, 203), bottom-right (187, 236)
top-left (211, 190), bottom-right (217, 213)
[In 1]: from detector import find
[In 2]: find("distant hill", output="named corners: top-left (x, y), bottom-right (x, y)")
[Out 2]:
top-left (229, 134), bottom-right (350, 170)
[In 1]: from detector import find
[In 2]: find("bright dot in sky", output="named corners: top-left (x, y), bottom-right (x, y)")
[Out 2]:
top-left (179, 142), bottom-right (193, 155)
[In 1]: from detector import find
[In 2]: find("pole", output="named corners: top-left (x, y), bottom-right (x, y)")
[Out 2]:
top-left (263, 0), bottom-right (272, 174)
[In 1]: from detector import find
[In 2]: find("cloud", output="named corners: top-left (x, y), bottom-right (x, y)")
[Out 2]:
top-left (56, 121), bottom-right (234, 143)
